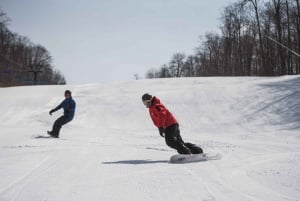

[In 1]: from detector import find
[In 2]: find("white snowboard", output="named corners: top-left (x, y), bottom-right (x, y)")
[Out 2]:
top-left (169, 153), bottom-right (221, 164)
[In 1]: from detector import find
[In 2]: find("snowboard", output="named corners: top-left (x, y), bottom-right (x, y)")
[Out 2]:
top-left (169, 153), bottom-right (221, 164)
top-left (32, 132), bottom-right (58, 139)
top-left (33, 135), bottom-right (55, 139)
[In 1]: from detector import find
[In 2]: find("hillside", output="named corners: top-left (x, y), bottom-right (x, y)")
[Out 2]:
top-left (0, 76), bottom-right (299, 201)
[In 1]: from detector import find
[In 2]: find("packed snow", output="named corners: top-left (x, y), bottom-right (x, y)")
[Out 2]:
top-left (0, 76), bottom-right (299, 201)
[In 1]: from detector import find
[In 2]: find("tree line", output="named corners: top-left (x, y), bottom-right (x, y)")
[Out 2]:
top-left (146, 0), bottom-right (300, 78)
top-left (0, 10), bottom-right (66, 87)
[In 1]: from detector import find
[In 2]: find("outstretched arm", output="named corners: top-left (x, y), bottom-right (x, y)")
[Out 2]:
top-left (49, 100), bottom-right (64, 115)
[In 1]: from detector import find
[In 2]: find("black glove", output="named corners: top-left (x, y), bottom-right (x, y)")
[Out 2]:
top-left (158, 127), bottom-right (165, 137)
top-left (49, 109), bottom-right (55, 115)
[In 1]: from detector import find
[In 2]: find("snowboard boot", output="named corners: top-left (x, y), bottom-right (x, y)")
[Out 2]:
top-left (185, 143), bottom-right (203, 154)
top-left (47, 131), bottom-right (59, 138)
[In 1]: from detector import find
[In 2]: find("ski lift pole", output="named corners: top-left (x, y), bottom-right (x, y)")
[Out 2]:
top-left (267, 36), bottom-right (300, 58)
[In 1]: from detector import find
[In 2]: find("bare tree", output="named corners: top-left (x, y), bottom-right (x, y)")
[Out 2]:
top-left (0, 9), bottom-right (66, 86)
top-left (294, 0), bottom-right (300, 73)
top-left (182, 55), bottom-right (196, 77)
top-left (244, 0), bottom-right (266, 74)
top-left (145, 0), bottom-right (300, 79)
top-left (169, 53), bottom-right (186, 77)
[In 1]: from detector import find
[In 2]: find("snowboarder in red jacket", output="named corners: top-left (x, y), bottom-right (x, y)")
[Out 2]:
top-left (142, 93), bottom-right (203, 155)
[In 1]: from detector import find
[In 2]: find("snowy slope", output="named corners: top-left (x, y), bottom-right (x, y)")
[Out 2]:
top-left (0, 76), bottom-right (299, 201)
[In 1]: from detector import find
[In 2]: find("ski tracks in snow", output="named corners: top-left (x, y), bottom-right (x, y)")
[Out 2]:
top-left (0, 152), bottom-right (54, 201)
top-left (0, 77), bottom-right (300, 201)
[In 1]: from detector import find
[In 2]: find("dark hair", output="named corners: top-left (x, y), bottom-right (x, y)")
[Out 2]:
top-left (142, 93), bottom-right (152, 101)
top-left (65, 90), bottom-right (72, 95)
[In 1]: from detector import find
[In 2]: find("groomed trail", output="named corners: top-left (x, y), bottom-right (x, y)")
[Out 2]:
top-left (0, 76), bottom-right (299, 201)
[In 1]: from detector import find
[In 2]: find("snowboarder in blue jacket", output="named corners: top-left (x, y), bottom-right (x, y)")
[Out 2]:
top-left (47, 90), bottom-right (76, 138)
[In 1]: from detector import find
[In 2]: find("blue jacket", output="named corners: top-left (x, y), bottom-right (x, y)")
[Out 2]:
top-left (52, 97), bottom-right (76, 120)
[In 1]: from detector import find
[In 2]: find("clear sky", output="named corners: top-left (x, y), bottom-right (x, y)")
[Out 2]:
top-left (1, 0), bottom-right (233, 84)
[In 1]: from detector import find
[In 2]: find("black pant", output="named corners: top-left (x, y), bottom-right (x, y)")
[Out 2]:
top-left (51, 115), bottom-right (72, 137)
top-left (164, 124), bottom-right (203, 155)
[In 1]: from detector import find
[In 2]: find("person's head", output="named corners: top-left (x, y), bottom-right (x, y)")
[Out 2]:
top-left (64, 90), bottom-right (72, 99)
top-left (142, 93), bottom-right (152, 108)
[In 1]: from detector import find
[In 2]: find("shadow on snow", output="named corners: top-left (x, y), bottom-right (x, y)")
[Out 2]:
top-left (102, 159), bottom-right (169, 165)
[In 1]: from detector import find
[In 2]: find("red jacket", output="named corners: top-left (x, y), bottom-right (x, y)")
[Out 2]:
top-left (148, 96), bottom-right (178, 129)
